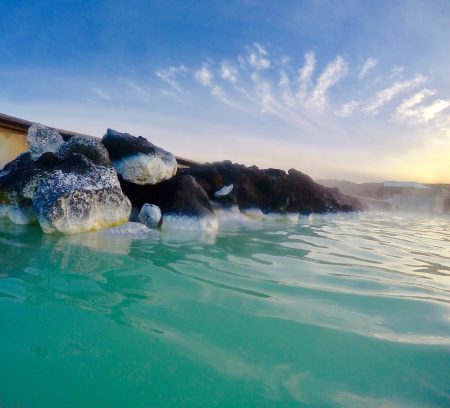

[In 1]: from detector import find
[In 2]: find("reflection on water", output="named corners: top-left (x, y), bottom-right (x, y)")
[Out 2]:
top-left (0, 212), bottom-right (449, 407)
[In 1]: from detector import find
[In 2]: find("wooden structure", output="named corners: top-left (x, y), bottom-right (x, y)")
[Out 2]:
top-left (0, 112), bottom-right (199, 168)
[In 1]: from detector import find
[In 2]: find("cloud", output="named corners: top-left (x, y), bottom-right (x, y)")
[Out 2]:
top-left (152, 44), bottom-right (447, 147)
top-left (308, 55), bottom-right (348, 109)
top-left (393, 89), bottom-right (450, 124)
top-left (219, 61), bottom-right (238, 83)
top-left (92, 87), bottom-right (111, 101)
top-left (251, 72), bottom-right (275, 113)
top-left (393, 89), bottom-right (436, 121)
top-left (297, 52), bottom-right (316, 101)
top-left (364, 73), bottom-right (427, 114)
top-left (155, 65), bottom-right (188, 92)
top-left (335, 100), bottom-right (359, 117)
top-left (195, 64), bottom-right (249, 112)
top-left (390, 65), bottom-right (405, 78)
top-left (279, 71), bottom-right (295, 107)
top-left (123, 79), bottom-right (144, 94)
top-left (358, 57), bottom-right (377, 78)
top-left (247, 43), bottom-right (271, 70)
top-left (194, 65), bottom-right (213, 86)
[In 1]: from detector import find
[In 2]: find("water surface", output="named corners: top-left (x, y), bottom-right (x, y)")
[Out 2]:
top-left (0, 212), bottom-right (449, 407)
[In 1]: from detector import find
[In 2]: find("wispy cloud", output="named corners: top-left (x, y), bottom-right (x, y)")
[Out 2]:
top-left (393, 88), bottom-right (450, 125)
top-left (92, 87), bottom-right (111, 101)
top-left (364, 73), bottom-right (427, 114)
top-left (219, 61), bottom-right (238, 83)
top-left (194, 65), bottom-right (214, 87)
top-left (155, 65), bottom-right (188, 92)
top-left (389, 65), bottom-right (405, 79)
top-left (308, 56), bottom-right (348, 109)
top-left (150, 45), bottom-right (446, 143)
top-left (279, 70), bottom-right (295, 107)
top-left (358, 57), bottom-right (377, 78)
top-left (247, 43), bottom-right (271, 70)
top-left (297, 52), bottom-right (316, 101)
top-left (123, 79), bottom-right (144, 94)
top-left (335, 100), bottom-right (359, 118)
top-left (195, 64), bottom-right (249, 112)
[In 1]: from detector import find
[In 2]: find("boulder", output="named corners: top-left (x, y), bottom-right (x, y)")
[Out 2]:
top-left (33, 155), bottom-right (131, 233)
top-left (0, 153), bottom-right (37, 224)
top-left (102, 128), bottom-right (177, 185)
top-left (57, 134), bottom-right (111, 166)
top-left (120, 174), bottom-right (218, 231)
top-left (0, 150), bottom-right (131, 234)
top-left (138, 203), bottom-right (162, 228)
top-left (184, 161), bottom-right (362, 214)
top-left (27, 123), bottom-right (64, 160)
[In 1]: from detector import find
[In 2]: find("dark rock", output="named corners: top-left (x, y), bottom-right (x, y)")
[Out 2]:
top-left (102, 128), bottom-right (177, 185)
top-left (119, 174), bottom-right (217, 230)
top-left (183, 161), bottom-right (362, 214)
top-left (58, 135), bottom-right (111, 166)
top-left (121, 174), bottom-right (213, 216)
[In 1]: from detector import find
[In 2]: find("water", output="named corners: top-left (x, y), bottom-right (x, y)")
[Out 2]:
top-left (0, 212), bottom-right (449, 407)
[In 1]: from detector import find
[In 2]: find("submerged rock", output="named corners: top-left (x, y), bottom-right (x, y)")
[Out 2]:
top-left (138, 203), bottom-right (162, 228)
top-left (0, 149), bottom-right (131, 234)
top-left (102, 128), bottom-right (177, 185)
top-left (27, 123), bottom-right (64, 160)
top-left (96, 222), bottom-right (151, 238)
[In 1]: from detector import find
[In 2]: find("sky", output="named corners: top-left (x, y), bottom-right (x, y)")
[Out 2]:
top-left (1, 0), bottom-right (449, 183)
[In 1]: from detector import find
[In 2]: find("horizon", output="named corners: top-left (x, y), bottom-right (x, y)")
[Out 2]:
top-left (1, 1), bottom-right (449, 183)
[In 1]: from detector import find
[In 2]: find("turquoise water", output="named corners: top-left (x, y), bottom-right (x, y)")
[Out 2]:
top-left (0, 212), bottom-right (449, 407)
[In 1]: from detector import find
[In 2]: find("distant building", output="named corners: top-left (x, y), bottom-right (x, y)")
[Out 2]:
top-left (384, 181), bottom-right (429, 189)
top-left (390, 189), bottom-right (450, 213)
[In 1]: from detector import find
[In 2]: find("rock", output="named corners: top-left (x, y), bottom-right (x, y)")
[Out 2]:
top-left (0, 153), bottom-right (37, 224)
top-left (162, 213), bottom-right (218, 231)
top-left (0, 151), bottom-right (131, 234)
top-left (58, 134), bottom-right (111, 166)
top-left (184, 161), bottom-right (362, 214)
top-left (242, 208), bottom-right (264, 220)
top-left (27, 123), bottom-right (64, 160)
top-left (138, 203), bottom-right (162, 228)
top-left (34, 157), bottom-right (131, 234)
top-left (102, 128), bottom-right (177, 185)
top-left (215, 184), bottom-right (233, 198)
top-left (120, 174), bottom-right (218, 231)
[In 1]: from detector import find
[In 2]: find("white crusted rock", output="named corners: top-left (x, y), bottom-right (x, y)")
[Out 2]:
top-left (27, 123), bottom-right (64, 160)
top-left (0, 151), bottom-right (131, 234)
top-left (102, 128), bottom-right (177, 185)
top-left (113, 153), bottom-right (177, 185)
top-left (138, 203), bottom-right (162, 228)
top-left (215, 184), bottom-right (233, 198)
top-left (34, 162), bottom-right (131, 234)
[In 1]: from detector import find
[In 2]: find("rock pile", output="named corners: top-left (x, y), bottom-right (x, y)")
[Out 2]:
top-left (0, 124), bottom-right (361, 234)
